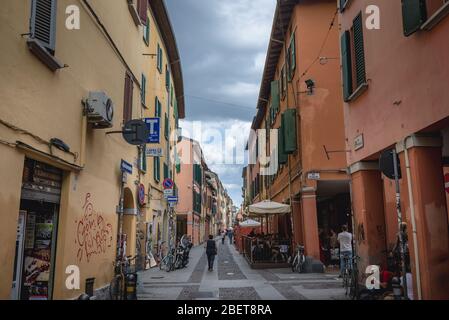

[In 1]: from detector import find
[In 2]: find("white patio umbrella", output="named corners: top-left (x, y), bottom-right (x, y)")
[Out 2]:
top-left (248, 200), bottom-right (291, 234)
top-left (239, 219), bottom-right (262, 228)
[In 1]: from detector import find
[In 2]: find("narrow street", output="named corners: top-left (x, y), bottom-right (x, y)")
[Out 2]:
top-left (137, 240), bottom-right (346, 300)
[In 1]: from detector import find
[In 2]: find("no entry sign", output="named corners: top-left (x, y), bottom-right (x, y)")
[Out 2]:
top-left (444, 173), bottom-right (449, 194)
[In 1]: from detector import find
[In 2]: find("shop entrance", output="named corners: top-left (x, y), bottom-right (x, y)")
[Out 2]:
top-left (316, 180), bottom-right (351, 267)
top-left (11, 158), bottom-right (62, 300)
top-left (176, 214), bottom-right (187, 241)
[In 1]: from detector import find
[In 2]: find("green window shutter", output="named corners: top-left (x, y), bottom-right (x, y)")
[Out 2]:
top-left (278, 125), bottom-right (288, 165)
top-left (170, 86), bottom-right (174, 106)
top-left (402, 0), bottom-right (427, 36)
top-left (174, 99), bottom-right (179, 127)
top-left (282, 109), bottom-right (297, 154)
top-left (353, 13), bottom-right (366, 88)
top-left (165, 66), bottom-right (170, 91)
top-left (140, 145), bottom-right (147, 172)
top-left (30, 0), bottom-right (57, 53)
top-left (271, 80), bottom-right (280, 113)
top-left (154, 157), bottom-right (160, 182)
top-left (341, 31), bottom-right (353, 102)
top-left (289, 33), bottom-right (296, 77)
top-left (163, 163), bottom-right (168, 180)
top-left (164, 113), bottom-right (169, 139)
top-left (339, 0), bottom-right (349, 13)
top-left (141, 74), bottom-right (146, 106)
top-left (144, 17), bottom-right (150, 45)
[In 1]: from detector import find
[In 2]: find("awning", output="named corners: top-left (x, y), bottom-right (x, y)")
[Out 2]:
top-left (248, 200), bottom-right (291, 216)
top-left (239, 219), bottom-right (262, 228)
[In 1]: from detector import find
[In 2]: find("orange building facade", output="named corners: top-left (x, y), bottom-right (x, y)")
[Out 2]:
top-left (339, 0), bottom-right (449, 299)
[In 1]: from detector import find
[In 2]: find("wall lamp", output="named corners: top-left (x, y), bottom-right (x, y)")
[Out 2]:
top-left (305, 79), bottom-right (315, 95)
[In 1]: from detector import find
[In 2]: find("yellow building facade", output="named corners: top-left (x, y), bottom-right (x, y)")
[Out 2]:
top-left (0, 0), bottom-right (184, 300)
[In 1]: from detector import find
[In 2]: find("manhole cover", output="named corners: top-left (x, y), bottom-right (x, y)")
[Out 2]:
top-left (227, 272), bottom-right (234, 276)
top-left (224, 261), bottom-right (229, 264)
top-left (151, 276), bottom-right (164, 279)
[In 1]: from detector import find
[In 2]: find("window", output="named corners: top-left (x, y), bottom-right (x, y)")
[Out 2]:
top-left (153, 156), bottom-right (160, 182)
top-left (137, 0), bottom-right (148, 25)
top-left (280, 65), bottom-right (286, 99)
top-left (28, 0), bottom-right (64, 71)
top-left (170, 86), bottom-right (174, 106)
top-left (154, 97), bottom-right (161, 117)
top-left (163, 162), bottom-right (169, 180)
top-left (157, 44), bottom-right (163, 73)
top-left (165, 65), bottom-right (170, 91)
top-left (123, 72), bottom-right (133, 123)
top-left (141, 74), bottom-right (147, 107)
top-left (341, 12), bottom-right (367, 102)
top-left (282, 109), bottom-right (297, 154)
top-left (403, 0), bottom-right (449, 35)
top-left (194, 164), bottom-right (202, 186)
top-left (139, 145), bottom-right (147, 172)
top-left (164, 113), bottom-right (169, 140)
top-left (143, 17), bottom-right (150, 45)
top-left (271, 80), bottom-right (280, 119)
top-left (288, 32), bottom-right (296, 81)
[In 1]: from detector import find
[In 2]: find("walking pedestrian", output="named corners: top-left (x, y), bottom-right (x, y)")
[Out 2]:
top-left (221, 229), bottom-right (226, 244)
top-left (337, 225), bottom-right (353, 278)
top-left (228, 228), bottom-right (234, 245)
top-left (205, 235), bottom-right (217, 271)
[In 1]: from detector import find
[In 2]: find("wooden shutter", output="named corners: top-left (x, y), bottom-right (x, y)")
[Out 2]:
top-left (402, 0), bottom-right (427, 36)
top-left (282, 109), bottom-right (297, 154)
top-left (141, 74), bottom-right (146, 106)
top-left (278, 125), bottom-right (288, 165)
top-left (165, 66), bottom-right (170, 91)
top-left (123, 72), bottom-right (133, 123)
top-left (339, 0), bottom-right (349, 13)
top-left (353, 13), bottom-right (366, 88)
top-left (140, 145), bottom-right (147, 172)
top-left (154, 157), bottom-right (160, 182)
top-left (137, 0), bottom-right (148, 25)
top-left (144, 17), bottom-right (150, 45)
top-left (30, 0), bottom-right (57, 53)
top-left (289, 33), bottom-right (296, 78)
top-left (164, 163), bottom-right (168, 180)
top-left (164, 113), bottom-right (169, 139)
top-left (341, 31), bottom-right (353, 102)
top-left (271, 80), bottom-right (280, 114)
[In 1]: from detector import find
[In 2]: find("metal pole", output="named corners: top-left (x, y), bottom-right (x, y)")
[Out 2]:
top-left (392, 149), bottom-right (408, 299)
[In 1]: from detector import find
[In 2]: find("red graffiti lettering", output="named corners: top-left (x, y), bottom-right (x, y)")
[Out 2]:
top-left (75, 193), bottom-right (113, 263)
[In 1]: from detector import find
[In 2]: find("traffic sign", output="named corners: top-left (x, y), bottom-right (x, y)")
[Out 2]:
top-left (444, 173), bottom-right (449, 194)
top-left (163, 178), bottom-right (174, 190)
top-left (167, 196), bottom-right (178, 203)
top-left (120, 159), bottom-right (133, 174)
top-left (164, 189), bottom-right (173, 198)
top-left (379, 149), bottom-right (401, 180)
top-left (144, 118), bottom-right (160, 143)
top-left (138, 184), bottom-right (146, 206)
top-left (146, 147), bottom-right (164, 157)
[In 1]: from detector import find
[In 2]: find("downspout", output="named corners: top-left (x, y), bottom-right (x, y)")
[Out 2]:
top-left (402, 137), bottom-right (422, 300)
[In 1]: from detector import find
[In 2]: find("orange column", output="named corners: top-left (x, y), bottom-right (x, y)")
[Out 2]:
top-left (292, 199), bottom-right (303, 247)
top-left (398, 146), bottom-right (449, 299)
top-left (350, 166), bottom-right (387, 273)
top-left (301, 192), bottom-right (320, 259)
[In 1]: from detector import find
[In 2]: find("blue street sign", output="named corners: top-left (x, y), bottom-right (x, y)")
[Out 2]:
top-left (121, 159), bottom-right (133, 174)
top-left (144, 118), bottom-right (160, 143)
top-left (167, 196), bottom-right (178, 203)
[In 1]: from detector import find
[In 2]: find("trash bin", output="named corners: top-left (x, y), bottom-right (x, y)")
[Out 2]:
top-left (124, 273), bottom-right (138, 300)
top-left (85, 278), bottom-right (95, 297)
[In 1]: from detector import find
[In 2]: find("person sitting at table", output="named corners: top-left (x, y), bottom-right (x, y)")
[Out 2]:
top-left (248, 228), bottom-right (256, 237)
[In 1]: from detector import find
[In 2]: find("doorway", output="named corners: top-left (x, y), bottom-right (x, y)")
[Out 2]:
top-left (11, 158), bottom-right (62, 300)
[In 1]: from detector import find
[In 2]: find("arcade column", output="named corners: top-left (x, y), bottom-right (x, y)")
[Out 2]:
top-left (397, 135), bottom-right (449, 300)
top-left (349, 162), bottom-right (387, 273)
top-left (301, 189), bottom-right (320, 260)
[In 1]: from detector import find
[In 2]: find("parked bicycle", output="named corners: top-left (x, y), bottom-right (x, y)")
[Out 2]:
top-left (342, 254), bottom-right (360, 300)
top-left (291, 244), bottom-right (306, 273)
top-left (159, 246), bottom-right (176, 272)
top-left (109, 255), bottom-right (137, 300)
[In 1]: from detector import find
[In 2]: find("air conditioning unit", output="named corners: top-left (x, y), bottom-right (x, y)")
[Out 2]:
top-left (85, 92), bottom-right (114, 129)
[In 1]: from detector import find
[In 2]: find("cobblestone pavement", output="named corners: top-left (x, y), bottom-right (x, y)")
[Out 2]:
top-left (137, 239), bottom-right (348, 300)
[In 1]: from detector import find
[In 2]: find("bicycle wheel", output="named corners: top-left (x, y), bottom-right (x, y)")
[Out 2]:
top-left (291, 256), bottom-right (298, 272)
top-left (109, 274), bottom-right (124, 300)
top-left (165, 255), bottom-right (173, 272)
top-left (298, 255), bottom-right (305, 273)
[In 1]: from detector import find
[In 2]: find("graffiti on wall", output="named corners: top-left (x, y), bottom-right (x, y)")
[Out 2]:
top-left (75, 193), bottom-right (113, 262)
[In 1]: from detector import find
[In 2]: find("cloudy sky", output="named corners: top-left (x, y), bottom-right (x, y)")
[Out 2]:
top-left (165, 0), bottom-right (276, 206)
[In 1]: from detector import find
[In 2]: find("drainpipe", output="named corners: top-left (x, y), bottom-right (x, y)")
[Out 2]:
top-left (401, 137), bottom-right (422, 300)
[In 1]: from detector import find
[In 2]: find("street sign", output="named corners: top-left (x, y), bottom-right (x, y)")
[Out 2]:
top-left (146, 147), bottom-right (164, 157)
top-left (120, 159), bottom-right (133, 174)
top-left (122, 120), bottom-right (150, 146)
top-left (444, 173), bottom-right (449, 194)
top-left (167, 196), bottom-right (178, 203)
top-left (144, 118), bottom-right (160, 143)
top-left (138, 184), bottom-right (146, 206)
top-left (307, 172), bottom-right (320, 180)
top-left (379, 149), bottom-right (402, 180)
top-left (163, 178), bottom-right (174, 190)
top-left (164, 189), bottom-right (173, 198)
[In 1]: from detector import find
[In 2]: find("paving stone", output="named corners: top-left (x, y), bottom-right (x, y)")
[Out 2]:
top-left (219, 287), bottom-right (261, 300)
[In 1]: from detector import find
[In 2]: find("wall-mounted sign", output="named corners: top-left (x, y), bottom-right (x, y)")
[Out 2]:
top-left (167, 196), bottom-right (178, 203)
top-left (307, 172), bottom-right (320, 180)
top-left (146, 147), bottom-right (163, 157)
top-left (164, 189), bottom-right (173, 198)
top-left (122, 120), bottom-right (150, 146)
top-left (354, 134), bottom-right (364, 151)
top-left (120, 159), bottom-right (133, 174)
top-left (144, 118), bottom-right (160, 144)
